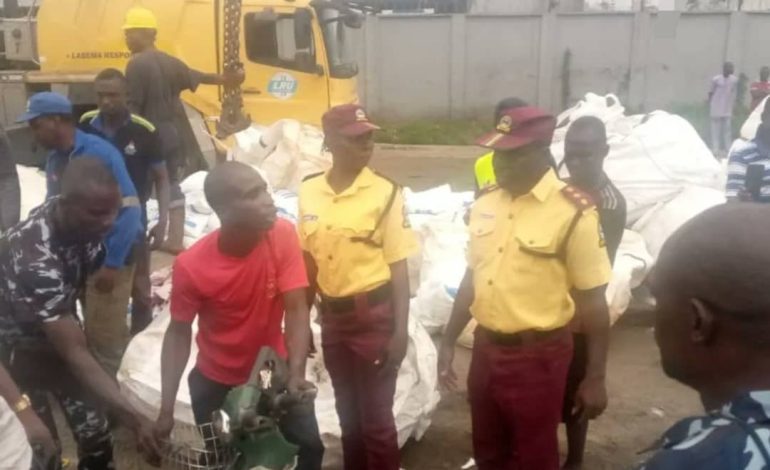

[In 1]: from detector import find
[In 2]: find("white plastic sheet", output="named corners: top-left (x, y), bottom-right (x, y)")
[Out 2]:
top-left (409, 220), bottom-right (468, 334)
top-left (606, 230), bottom-right (654, 324)
top-left (632, 186), bottom-right (725, 260)
top-left (551, 94), bottom-right (722, 225)
top-left (17, 164), bottom-right (46, 220)
top-left (402, 186), bottom-right (473, 333)
top-left (232, 120), bottom-right (332, 192)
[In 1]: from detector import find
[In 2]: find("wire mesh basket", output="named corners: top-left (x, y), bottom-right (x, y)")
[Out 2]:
top-left (160, 422), bottom-right (238, 470)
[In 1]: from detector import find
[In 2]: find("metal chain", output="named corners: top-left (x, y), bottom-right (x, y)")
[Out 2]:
top-left (217, 0), bottom-right (251, 138)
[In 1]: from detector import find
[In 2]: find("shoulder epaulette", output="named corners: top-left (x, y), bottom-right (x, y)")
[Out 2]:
top-left (302, 171), bottom-right (324, 182)
top-left (561, 185), bottom-right (595, 210)
top-left (130, 114), bottom-right (156, 132)
top-left (79, 110), bottom-right (99, 123)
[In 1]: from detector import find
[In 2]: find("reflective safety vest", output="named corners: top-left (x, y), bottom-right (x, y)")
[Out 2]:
top-left (474, 152), bottom-right (496, 191)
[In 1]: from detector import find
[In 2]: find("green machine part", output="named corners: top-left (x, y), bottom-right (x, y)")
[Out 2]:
top-left (231, 426), bottom-right (298, 470)
top-left (214, 347), bottom-right (301, 470)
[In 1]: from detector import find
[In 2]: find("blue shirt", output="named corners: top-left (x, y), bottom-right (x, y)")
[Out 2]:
top-left (46, 129), bottom-right (142, 269)
top-left (726, 140), bottom-right (770, 202)
top-left (638, 391), bottom-right (770, 470)
top-left (79, 111), bottom-right (164, 224)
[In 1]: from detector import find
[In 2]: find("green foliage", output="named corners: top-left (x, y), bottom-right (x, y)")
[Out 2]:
top-left (375, 119), bottom-right (488, 145)
top-left (375, 98), bottom-right (752, 147)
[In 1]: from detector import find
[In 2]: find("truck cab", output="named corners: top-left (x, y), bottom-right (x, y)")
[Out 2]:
top-left (0, 0), bottom-right (362, 164)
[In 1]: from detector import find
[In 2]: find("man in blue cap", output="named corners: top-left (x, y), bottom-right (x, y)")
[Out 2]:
top-left (17, 91), bottom-right (143, 377)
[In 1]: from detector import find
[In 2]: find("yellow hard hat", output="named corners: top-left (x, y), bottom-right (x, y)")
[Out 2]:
top-left (122, 6), bottom-right (158, 30)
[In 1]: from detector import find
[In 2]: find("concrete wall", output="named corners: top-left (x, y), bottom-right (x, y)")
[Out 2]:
top-left (359, 11), bottom-right (770, 120)
top-left (470, 0), bottom-right (548, 14)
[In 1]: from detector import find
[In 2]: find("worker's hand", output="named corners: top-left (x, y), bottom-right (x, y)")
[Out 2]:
top-left (94, 267), bottom-right (119, 294)
top-left (437, 342), bottom-right (458, 391)
top-left (378, 329), bottom-right (408, 374)
top-left (18, 408), bottom-right (58, 463)
top-left (147, 218), bottom-right (168, 251)
top-left (136, 414), bottom-right (162, 466)
top-left (222, 67), bottom-right (246, 88)
top-left (573, 376), bottom-right (608, 422)
top-left (287, 375), bottom-right (317, 401)
top-left (153, 410), bottom-right (175, 442)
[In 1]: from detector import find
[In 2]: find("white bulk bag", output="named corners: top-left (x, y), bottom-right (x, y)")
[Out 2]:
top-left (232, 120), bottom-right (332, 192)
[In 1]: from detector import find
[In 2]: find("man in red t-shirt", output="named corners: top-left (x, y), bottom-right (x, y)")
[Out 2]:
top-left (152, 162), bottom-right (323, 469)
top-left (751, 66), bottom-right (770, 111)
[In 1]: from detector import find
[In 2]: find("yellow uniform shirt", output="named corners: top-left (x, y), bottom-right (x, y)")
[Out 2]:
top-left (298, 167), bottom-right (419, 298)
top-left (468, 170), bottom-right (612, 334)
top-left (474, 152), bottom-right (496, 191)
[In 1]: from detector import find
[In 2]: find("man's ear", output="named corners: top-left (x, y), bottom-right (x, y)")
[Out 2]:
top-left (690, 298), bottom-right (716, 345)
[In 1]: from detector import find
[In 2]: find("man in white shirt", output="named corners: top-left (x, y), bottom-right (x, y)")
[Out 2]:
top-left (709, 62), bottom-right (739, 157)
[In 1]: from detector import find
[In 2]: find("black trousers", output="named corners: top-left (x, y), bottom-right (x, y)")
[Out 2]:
top-left (188, 367), bottom-right (324, 470)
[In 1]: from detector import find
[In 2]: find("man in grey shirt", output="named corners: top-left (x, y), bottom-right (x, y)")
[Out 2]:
top-left (0, 124), bottom-right (20, 232)
top-left (123, 6), bottom-right (243, 253)
top-left (709, 62), bottom-right (739, 158)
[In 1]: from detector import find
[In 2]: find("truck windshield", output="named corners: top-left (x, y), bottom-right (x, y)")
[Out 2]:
top-left (318, 8), bottom-right (358, 79)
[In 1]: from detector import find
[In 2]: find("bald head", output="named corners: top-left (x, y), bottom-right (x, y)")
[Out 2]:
top-left (61, 157), bottom-right (118, 202)
top-left (204, 162), bottom-right (276, 234)
top-left (567, 116), bottom-right (607, 143)
top-left (657, 204), bottom-right (770, 321)
top-left (652, 203), bottom-right (770, 405)
top-left (57, 157), bottom-right (121, 241)
top-left (205, 162), bottom-right (261, 211)
top-left (564, 116), bottom-right (609, 188)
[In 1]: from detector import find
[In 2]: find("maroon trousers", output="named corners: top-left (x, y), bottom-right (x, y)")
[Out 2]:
top-left (468, 328), bottom-right (573, 470)
top-left (321, 299), bottom-right (400, 470)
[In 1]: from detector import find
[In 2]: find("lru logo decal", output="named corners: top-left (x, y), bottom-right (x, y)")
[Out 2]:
top-left (267, 72), bottom-right (298, 100)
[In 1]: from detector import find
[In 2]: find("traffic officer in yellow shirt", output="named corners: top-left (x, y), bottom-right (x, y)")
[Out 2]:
top-left (438, 106), bottom-right (612, 470)
top-left (299, 104), bottom-right (418, 470)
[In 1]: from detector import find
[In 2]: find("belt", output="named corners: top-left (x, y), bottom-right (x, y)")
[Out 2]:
top-left (321, 283), bottom-right (392, 314)
top-left (479, 325), bottom-right (567, 347)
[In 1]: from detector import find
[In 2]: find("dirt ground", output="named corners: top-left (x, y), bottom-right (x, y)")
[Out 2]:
top-left (59, 145), bottom-right (702, 469)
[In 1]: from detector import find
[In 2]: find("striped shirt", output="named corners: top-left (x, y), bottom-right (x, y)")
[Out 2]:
top-left (726, 140), bottom-right (770, 202)
top-left (568, 175), bottom-right (627, 264)
top-left (592, 178), bottom-right (626, 263)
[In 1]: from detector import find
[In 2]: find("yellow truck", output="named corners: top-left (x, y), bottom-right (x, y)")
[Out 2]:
top-left (0, 0), bottom-right (363, 162)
